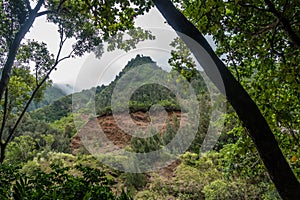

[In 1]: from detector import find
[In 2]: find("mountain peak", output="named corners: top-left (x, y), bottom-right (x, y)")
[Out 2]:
top-left (124, 54), bottom-right (156, 69)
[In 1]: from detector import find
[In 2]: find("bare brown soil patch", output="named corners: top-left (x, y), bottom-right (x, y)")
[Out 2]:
top-left (70, 111), bottom-right (185, 177)
top-left (70, 111), bottom-right (185, 154)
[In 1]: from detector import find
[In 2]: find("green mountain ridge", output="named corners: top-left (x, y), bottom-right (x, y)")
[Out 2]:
top-left (27, 84), bottom-right (67, 111)
top-left (30, 55), bottom-right (157, 122)
top-left (31, 54), bottom-right (207, 122)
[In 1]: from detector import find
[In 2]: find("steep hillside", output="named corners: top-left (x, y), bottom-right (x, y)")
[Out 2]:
top-left (27, 84), bottom-right (67, 111)
top-left (31, 54), bottom-right (208, 124)
top-left (70, 111), bottom-right (186, 155)
top-left (94, 55), bottom-right (181, 115)
top-left (30, 88), bottom-right (95, 123)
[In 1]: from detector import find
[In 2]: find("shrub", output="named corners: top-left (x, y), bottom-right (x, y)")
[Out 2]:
top-left (123, 172), bottom-right (148, 190)
top-left (0, 163), bottom-right (132, 200)
top-left (130, 127), bottom-right (162, 153)
top-left (135, 190), bottom-right (163, 200)
top-left (202, 179), bottom-right (280, 200)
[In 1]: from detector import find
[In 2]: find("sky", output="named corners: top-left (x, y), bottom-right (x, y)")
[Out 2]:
top-left (26, 7), bottom-right (215, 92)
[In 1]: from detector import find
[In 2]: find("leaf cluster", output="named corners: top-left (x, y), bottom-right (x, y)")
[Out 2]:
top-left (0, 163), bottom-right (132, 199)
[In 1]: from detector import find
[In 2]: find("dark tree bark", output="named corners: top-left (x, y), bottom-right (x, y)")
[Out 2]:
top-left (152, 0), bottom-right (300, 199)
top-left (0, 0), bottom-right (45, 163)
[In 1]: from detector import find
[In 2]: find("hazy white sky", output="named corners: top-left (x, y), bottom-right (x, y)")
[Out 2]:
top-left (26, 7), bottom-right (215, 91)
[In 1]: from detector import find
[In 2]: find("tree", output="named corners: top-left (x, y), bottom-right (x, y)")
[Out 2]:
top-left (0, 0), bottom-right (153, 163)
top-left (152, 0), bottom-right (300, 199)
top-left (177, 0), bottom-right (300, 136)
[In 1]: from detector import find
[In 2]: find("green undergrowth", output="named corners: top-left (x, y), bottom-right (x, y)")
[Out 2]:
top-left (0, 152), bottom-right (132, 199)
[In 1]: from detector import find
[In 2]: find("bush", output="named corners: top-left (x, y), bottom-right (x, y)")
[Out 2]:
top-left (149, 163), bottom-right (207, 200)
top-left (202, 179), bottom-right (280, 200)
top-left (135, 190), bottom-right (163, 200)
top-left (202, 179), bottom-right (245, 200)
top-left (130, 127), bottom-right (162, 153)
top-left (123, 172), bottom-right (148, 190)
top-left (5, 135), bottom-right (38, 165)
top-left (0, 164), bottom-right (20, 199)
top-left (0, 163), bottom-right (132, 200)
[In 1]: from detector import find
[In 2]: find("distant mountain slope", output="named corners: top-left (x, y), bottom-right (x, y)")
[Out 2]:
top-left (30, 87), bottom-right (97, 122)
top-left (53, 83), bottom-right (74, 95)
top-left (28, 84), bottom-right (67, 111)
top-left (70, 111), bottom-right (184, 155)
top-left (94, 54), bottom-right (180, 115)
top-left (30, 54), bottom-right (207, 122)
top-left (30, 55), bottom-right (161, 122)
top-left (30, 95), bottom-right (72, 122)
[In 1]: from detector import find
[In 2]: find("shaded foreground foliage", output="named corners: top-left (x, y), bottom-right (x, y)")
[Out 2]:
top-left (1, 0), bottom-right (299, 198)
top-left (0, 163), bottom-right (132, 200)
top-left (137, 151), bottom-right (280, 200)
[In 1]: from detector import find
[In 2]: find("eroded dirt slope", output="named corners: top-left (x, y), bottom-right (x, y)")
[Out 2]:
top-left (70, 111), bottom-right (184, 154)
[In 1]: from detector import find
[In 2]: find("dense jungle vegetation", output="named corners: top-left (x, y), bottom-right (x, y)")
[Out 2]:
top-left (1, 0), bottom-right (299, 199)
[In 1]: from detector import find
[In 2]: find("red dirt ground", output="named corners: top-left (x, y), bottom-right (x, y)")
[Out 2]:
top-left (70, 111), bottom-right (185, 177)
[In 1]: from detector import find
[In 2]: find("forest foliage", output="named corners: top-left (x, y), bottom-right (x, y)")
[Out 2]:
top-left (0, 0), bottom-right (299, 199)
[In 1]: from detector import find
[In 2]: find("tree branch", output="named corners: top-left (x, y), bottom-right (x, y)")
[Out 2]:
top-left (0, 88), bottom-right (9, 143)
top-left (252, 19), bottom-right (279, 36)
top-left (36, 10), bottom-right (55, 17)
top-left (238, 2), bottom-right (270, 12)
top-left (58, 0), bottom-right (67, 11)
top-left (4, 63), bottom-right (57, 147)
top-left (4, 27), bottom-right (74, 148)
top-left (57, 50), bottom-right (75, 63)
top-left (25, 0), bottom-right (32, 12)
top-left (0, 0), bottom-right (44, 102)
top-left (0, 88), bottom-right (9, 163)
top-left (152, 1), bottom-right (300, 199)
top-left (270, 24), bottom-right (286, 64)
top-left (264, 0), bottom-right (300, 48)
top-left (36, 0), bottom-right (68, 17)
top-left (228, 50), bottom-right (240, 83)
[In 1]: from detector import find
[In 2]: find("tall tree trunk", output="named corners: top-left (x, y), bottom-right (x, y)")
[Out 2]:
top-left (0, 0), bottom-right (44, 163)
top-left (0, 143), bottom-right (6, 163)
top-left (0, 0), bottom-right (44, 101)
top-left (152, 0), bottom-right (300, 199)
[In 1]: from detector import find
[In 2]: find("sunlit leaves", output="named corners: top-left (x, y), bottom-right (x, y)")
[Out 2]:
top-left (168, 37), bottom-right (197, 82)
top-left (5, 135), bottom-right (38, 164)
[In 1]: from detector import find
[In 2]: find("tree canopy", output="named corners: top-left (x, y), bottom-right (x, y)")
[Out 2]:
top-left (1, 0), bottom-right (300, 199)
top-left (153, 0), bottom-right (300, 199)
top-left (0, 0), bottom-right (153, 162)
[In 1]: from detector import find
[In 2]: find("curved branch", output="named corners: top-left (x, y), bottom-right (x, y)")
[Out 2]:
top-left (238, 2), bottom-right (270, 12)
top-left (37, 10), bottom-right (55, 17)
top-left (36, 0), bottom-right (68, 17)
top-left (252, 19), bottom-right (279, 36)
top-left (4, 41), bottom-right (74, 147)
top-left (152, 1), bottom-right (300, 199)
